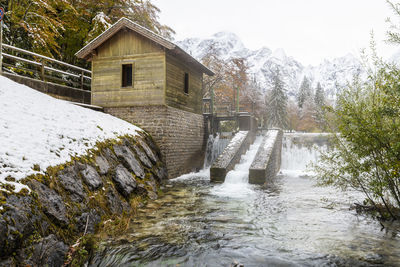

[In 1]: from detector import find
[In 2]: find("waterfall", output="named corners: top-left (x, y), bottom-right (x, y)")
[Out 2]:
top-left (281, 133), bottom-right (330, 173)
top-left (173, 133), bottom-right (231, 182)
top-left (211, 135), bottom-right (263, 198)
top-left (203, 134), bottom-right (231, 168)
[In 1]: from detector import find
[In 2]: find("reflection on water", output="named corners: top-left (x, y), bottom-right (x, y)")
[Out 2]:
top-left (90, 133), bottom-right (400, 267)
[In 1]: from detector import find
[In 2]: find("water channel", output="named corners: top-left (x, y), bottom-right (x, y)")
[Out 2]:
top-left (91, 133), bottom-right (400, 266)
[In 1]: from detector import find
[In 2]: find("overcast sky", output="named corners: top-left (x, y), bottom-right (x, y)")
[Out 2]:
top-left (153, 0), bottom-right (399, 65)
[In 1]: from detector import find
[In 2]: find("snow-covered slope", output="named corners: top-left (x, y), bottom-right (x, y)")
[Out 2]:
top-left (0, 76), bottom-right (141, 191)
top-left (178, 32), bottom-right (364, 99)
top-left (303, 54), bottom-right (364, 99)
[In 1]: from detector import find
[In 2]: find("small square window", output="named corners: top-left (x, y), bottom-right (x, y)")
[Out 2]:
top-left (122, 64), bottom-right (133, 87)
top-left (184, 72), bottom-right (189, 94)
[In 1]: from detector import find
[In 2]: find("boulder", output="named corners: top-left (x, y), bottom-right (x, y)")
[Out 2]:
top-left (76, 210), bottom-right (101, 234)
top-left (112, 164), bottom-right (137, 198)
top-left (0, 217), bottom-right (8, 256)
top-left (154, 166), bottom-right (168, 181)
top-left (106, 187), bottom-right (131, 214)
top-left (146, 178), bottom-right (157, 193)
top-left (58, 166), bottom-right (85, 202)
top-left (0, 195), bottom-right (38, 256)
top-left (29, 181), bottom-right (69, 226)
top-left (113, 145), bottom-right (145, 179)
top-left (80, 165), bottom-right (103, 190)
top-left (137, 138), bottom-right (158, 163)
top-left (74, 161), bottom-right (86, 171)
top-left (95, 154), bottom-right (110, 175)
top-left (104, 147), bottom-right (118, 162)
top-left (29, 234), bottom-right (68, 267)
top-left (131, 144), bottom-right (152, 168)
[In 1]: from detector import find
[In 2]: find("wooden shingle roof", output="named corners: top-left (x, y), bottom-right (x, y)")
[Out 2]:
top-left (75, 18), bottom-right (214, 76)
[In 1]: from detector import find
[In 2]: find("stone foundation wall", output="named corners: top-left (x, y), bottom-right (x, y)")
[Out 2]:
top-left (105, 105), bottom-right (206, 178)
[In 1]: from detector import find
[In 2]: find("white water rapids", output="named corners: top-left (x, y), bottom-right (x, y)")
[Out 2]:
top-left (281, 133), bottom-right (329, 175)
top-left (210, 135), bottom-right (263, 198)
top-left (91, 133), bottom-right (400, 266)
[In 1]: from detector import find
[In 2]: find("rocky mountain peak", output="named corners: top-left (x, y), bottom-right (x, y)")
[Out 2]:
top-left (179, 32), bottom-right (370, 100)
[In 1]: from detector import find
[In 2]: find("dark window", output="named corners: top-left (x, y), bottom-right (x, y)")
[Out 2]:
top-left (122, 64), bottom-right (133, 87)
top-left (184, 72), bottom-right (189, 94)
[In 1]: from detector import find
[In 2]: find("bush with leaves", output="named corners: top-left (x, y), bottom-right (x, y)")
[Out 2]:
top-left (1, 0), bottom-right (174, 67)
top-left (314, 53), bottom-right (400, 220)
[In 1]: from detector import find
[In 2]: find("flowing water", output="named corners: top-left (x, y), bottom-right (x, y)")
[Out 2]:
top-left (91, 133), bottom-right (400, 267)
top-left (203, 134), bottom-right (231, 169)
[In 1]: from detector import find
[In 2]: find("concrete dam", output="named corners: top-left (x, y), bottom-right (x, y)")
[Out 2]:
top-left (210, 129), bottom-right (283, 185)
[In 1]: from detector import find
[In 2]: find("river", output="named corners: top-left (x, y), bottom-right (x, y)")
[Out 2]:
top-left (90, 133), bottom-right (400, 266)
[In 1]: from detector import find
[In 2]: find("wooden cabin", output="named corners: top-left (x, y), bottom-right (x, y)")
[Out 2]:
top-left (76, 18), bottom-right (213, 114)
top-left (76, 18), bottom-right (214, 178)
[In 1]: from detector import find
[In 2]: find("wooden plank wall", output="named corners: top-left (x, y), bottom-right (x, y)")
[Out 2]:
top-left (97, 30), bottom-right (162, 57)
top-left (165, 53), bottom-right (203, 114)
top-left (91, 30), bottom-right (165, 107)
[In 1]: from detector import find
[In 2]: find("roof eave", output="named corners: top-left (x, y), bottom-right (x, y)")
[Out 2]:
top-left (75, 18), bottom-right (176, 59)
top-left (75, 17), bottom-right (214, 76)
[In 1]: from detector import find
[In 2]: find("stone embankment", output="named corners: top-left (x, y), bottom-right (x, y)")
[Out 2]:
top-left (0, 132), bottom-right (167, 266)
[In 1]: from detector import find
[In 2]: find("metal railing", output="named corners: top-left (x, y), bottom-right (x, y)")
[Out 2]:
top-left (1, 44), bottom-right (91, 90)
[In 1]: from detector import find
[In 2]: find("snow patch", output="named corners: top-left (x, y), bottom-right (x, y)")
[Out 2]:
top-left (0, 76), bottom-right (141, 192)
top-left (93, 12), bottom-right (111, 29)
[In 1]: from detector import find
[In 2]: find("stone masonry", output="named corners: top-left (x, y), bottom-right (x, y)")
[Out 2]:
top-left (249, 129), bottom-right (283, 184)
top-left (105, 105), bottom-right (206, 178)
top-left (210, 131), bottom-right (256, 183)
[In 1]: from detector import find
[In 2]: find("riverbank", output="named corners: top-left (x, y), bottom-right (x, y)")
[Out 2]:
top-left (0, 77), bottom-right (168, 265)
top-left (0, 132), bottom-right (168, 266)
top-left (89, 133), bottom-right (400, 266)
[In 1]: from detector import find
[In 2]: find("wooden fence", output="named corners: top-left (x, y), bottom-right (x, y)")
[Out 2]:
top-left (1, 44), bottom-right (91, 91)
top-left (203, 99), bottom-right (255, 117)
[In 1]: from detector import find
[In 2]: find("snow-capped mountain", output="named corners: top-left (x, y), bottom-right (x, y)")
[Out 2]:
top-left (303, 54), bottom-right (364, 99)
top-left (178, 32), bottom-right (364, 100)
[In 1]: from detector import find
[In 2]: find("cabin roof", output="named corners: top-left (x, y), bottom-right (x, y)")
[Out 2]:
top-left (75, 18), bottom-right (214, 76)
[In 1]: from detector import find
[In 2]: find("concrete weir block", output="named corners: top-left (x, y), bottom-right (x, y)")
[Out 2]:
top-left (210, 131), bottom-right (255, 183)
top-left (249, 129), bottom-right (283, 184)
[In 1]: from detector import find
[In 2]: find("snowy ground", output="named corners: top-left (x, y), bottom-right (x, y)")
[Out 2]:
top-left (0, 76), bottom-right (141, 192)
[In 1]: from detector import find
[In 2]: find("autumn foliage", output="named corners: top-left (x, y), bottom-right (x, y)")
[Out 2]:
top-left (0, 0), bottom-right (174, 67)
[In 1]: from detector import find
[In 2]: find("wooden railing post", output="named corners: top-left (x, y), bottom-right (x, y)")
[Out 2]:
top-left (210, 87), bottom-right (214, 115)
top-left (80, 70), bottom-right (84, 89)
top-left (40, 60), bottom-right (45, 81)
top-left (236, 86), bottom-right (240, 114)
top-left (2, 44), bottom-right (91, 92)
top-left (0, 21), bottom-right (2, 74)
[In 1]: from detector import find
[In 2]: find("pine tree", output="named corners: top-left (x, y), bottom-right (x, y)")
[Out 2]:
top-left (266, 69), bottom-right (288, 129)
top-left (314, 82), bottom-right (325, 108)
top-left (297, 76), bottom-right (312, 108)
top-left (314, 82), bottom-right (326, 130)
